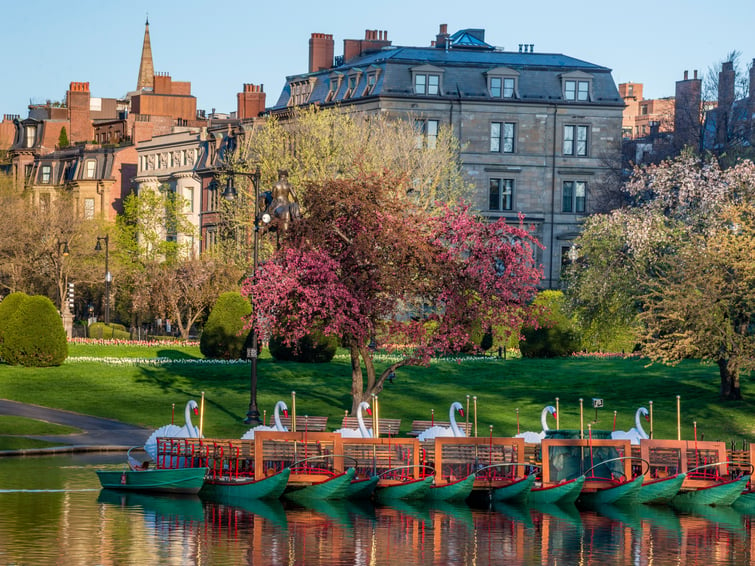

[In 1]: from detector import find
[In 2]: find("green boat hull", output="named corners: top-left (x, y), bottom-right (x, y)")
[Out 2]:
top-left (427, 473), bottom-right (476, 502)
top-left (285, 468), bottom-right (356, 501)
top-left (199, 468), bottom-right (291, 501)
top-left (529, 476), bottom-right (585, 505)
top-left (374, 476), bottom-right (434, 502)
top-left (733, 490), bottom-right (755, 512)
top-left (96, 467), bottom-right (208, 495)
top-left (578, 474), bottom-right (645, 506)
top-left (490, 473), bottom-right (536, 503)
top-left (636, 473), bottom-right (686, 505)
top-left (672, 475), bottom-right (749, 507)
top-left (346, 476), bottom-right (380, 499)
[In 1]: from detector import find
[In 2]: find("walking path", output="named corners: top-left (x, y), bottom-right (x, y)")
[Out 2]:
top-left (0, 398), bottom-right (152, 454)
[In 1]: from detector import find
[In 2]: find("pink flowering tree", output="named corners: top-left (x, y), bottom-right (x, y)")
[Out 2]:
top-left (566, 153), bottom-right (755, 400)
top-left (242, 173), bottom-right (543, 413)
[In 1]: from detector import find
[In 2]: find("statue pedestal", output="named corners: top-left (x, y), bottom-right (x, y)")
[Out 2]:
top-left (61, 306), bottom-right (73, 339)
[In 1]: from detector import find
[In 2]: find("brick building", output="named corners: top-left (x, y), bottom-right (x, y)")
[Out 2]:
top-left (619, 82), bottom-right (675, 139)
top-left (269, 25), bottom-right (624, 287)
top-left (703, 58), bottom-right (755, 152)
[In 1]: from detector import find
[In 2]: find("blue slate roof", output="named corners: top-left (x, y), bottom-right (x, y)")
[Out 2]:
top-left (272, 41), bottom-right (620, 110)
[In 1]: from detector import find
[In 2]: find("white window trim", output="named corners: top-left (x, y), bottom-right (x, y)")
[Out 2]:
top-left (411, 64), bottom-right (444, 96)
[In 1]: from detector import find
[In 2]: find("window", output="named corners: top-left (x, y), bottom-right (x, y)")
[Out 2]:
top-left (563, 125), bottom-right (588, 156)
top-left (489, 178), bottom-right (514, 211)
top-left (363, 72), bottom-right (378, 96)
top-left (344, 75), bottom-right (358, 98)
top-left (326, 74), bottom-right (343, 102)
top-left (487, 68), bottom-right (519, 99)
top-left (25, 125), bottom-right (36, 148)
top-left (641, 105), bottom-right (649, 115)
top-left (490, 122), bottom-right (515, 153)
top-left (207, 181), bottom-right (218, 212)
top-left (414, 119), bottom-right (439, 149)
top-left (40, 165), bottom-right (51, 184)
top-left (85, 160), bottom-right (97, 178)
top-left (84, 198), bottom-right (95, 219)
top-left (415, 73), bottom-right (440, 95)
top-left (564, 79), bottom-right (590, 101)
top-left (562, 180), bottom-right (586, 213)
top-left (289, 78), bottom-right (314, 106)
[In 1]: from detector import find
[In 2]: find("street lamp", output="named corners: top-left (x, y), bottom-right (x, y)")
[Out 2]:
top-left (94, 235), bottom-right (110, 325)
top-left (222, 167), bottom-right (270, 425)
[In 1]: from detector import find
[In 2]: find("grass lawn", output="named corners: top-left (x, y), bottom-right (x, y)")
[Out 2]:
top-left (0, 416), bottom-right (81, 451)
top-left (0, 343), bottom-right (753, 443)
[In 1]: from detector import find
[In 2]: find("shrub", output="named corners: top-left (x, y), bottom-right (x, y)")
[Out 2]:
top-left (88, 322), bottom-right (130, 340)
top-left (200, 292), bottom-right (252, 359)
top-left (520, 290), bottom-right (579, 358)
top-left (268, 329), bottom-right (338, 363)
top-left (0, 292), bottom-right (30, 361)
top-left (2, 295), bottom-right (68, 366)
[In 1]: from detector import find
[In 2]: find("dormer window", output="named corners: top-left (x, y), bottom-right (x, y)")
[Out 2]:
top-left (40, 165), bottom-right (52, 184)
top-left (85, 159), bottom-right (97, 179)
top-left (24, 125), bottom-right (36, 148)
top-left (486, 67), bottom-right (519, 99)
top-left (561, 72), bottom-right (593, 101)
top-left (344, 69), bottom-right (363, 99)
top-left (363, 67), bottom-right (381, 96)
top-left (411, 65), bottom-right (444, 96)
top-left (288, 77), bottom-right (316, 106)
top-left (326, 73), bottom-right (343, 102)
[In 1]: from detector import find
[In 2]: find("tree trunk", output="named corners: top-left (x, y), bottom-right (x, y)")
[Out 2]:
top-left (717, 357), bottom-right (743, 400)
top-left (349, 344), bottom-right (365, 415)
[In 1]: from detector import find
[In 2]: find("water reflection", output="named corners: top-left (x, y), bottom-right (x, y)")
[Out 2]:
top-left (0, 454), bottom-right (754, 565)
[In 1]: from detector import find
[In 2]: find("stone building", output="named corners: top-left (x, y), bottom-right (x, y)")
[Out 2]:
top-left (269, 25), bottom-right (624, 287)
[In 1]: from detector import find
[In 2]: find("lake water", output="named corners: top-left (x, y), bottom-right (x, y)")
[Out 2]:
top-left (0, 452), bottom-right (753, 565)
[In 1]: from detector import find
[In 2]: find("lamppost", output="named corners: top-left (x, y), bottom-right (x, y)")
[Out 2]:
top-left (95, 235), bottom-right (110, 325)
top-left (222, 167), bottom-right (270, 424)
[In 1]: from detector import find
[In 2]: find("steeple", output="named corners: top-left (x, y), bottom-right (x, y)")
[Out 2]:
top-left (136, 17), bottom-right (154, 91)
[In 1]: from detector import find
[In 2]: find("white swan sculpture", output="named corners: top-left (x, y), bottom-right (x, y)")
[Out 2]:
top-left (514, 405), bottom-right (557, 444)
top-left (241, 401), bottom-right (289, 439)
top-left (610, 407), bottom-right (650, 445)
top-left (334, 401), bottom-right (373, 438)
top-left (144, 400), bottom-right (202, 461)
top-left (417, 401), bottom-right (466, 441)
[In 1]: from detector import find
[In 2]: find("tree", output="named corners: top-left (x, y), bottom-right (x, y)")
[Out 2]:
top-left (58, 126), bottom-right (69, 149)
top-left (566, 153), bottom-right (755, 399)
top-left (215, 106), bottom-right (471, 268)
top-left (200, 291), bottom-right (252, 359)
top-left (243, 173), bottom-right (543, 413)
top-left (1, 294), bottom-right (68, 366)
top-left (143, 259), bottom-right (242, 340)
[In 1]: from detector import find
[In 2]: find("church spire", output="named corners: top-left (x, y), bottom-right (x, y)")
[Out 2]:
top-left (136, 18), bottom-right (154, 91)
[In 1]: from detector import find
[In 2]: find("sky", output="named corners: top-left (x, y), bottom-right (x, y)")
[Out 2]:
top-left (2, 0), bottom-right (754, 118)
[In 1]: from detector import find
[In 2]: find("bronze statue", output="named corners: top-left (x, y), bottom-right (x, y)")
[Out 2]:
top-left (259, 170), bottom-right (300, 233)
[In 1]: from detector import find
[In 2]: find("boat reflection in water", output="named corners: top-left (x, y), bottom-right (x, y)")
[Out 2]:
top-left (90, 489), bottom-right (755, 565)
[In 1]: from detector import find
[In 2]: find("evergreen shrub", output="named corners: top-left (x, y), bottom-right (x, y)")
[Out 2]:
top-left (200, 292), bottom-right (251, 359)
top-left (88, 322), bottom-right (130, 340)
top-left (520, 290), bottom-right (579, 358)
top-left (2, 295), bottom-right (68, 366)
top-left (268, 329), bottom-right (338, 363)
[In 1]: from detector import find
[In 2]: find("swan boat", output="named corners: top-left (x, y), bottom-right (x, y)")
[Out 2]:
top-left (636, 472), bottom-right (687, 505)
top-left (426, 473), bottom-right (476, 502)
top-left (528, 475), bottom-right (586, 505)
top-left (96, 448), bottom-right (208, 495)
top-left (200, 467), bottom-right (291, 501)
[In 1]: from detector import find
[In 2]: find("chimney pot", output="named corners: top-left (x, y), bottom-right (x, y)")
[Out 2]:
top-left (684, 70), bottom-right (688, 80)
top-left (694, 70), bottom-right (698, 79)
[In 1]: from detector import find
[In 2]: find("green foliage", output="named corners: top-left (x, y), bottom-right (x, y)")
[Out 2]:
top-left (88, 322), bottom-right (130, 340)
top-left (200, 292), bottom-right (251, 359)
top-left (1, 295), bottom-right (67, 366)
top-left (0, 292), bottom-right (30, 360)
top-left (58, 126), bottom-right (69, 148)
top-left (520, 290), bottom-right (579, 358)
top-left (269, 329), bottom-right (338, 363)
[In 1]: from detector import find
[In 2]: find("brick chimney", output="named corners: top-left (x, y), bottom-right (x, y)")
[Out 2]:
top-left (343, 29), bottom-right (391, 63)
top-left (435, 23), bottom-right (450, 48)
top-left (237, 83), bottom-right (266, 119)
top-left (309, 33), bottom-right (334, 73)
top-left (717, 61), bottom-right (736, 146)
top-left (674, 69), bottom-right (702, 151)
top-left (66, 81), bottom-right (93, 143)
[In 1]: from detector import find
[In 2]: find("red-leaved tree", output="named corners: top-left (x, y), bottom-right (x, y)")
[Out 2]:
top-left (242, 173), bottom-right (544, 413)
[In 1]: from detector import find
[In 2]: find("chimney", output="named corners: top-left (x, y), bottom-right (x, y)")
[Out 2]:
top-left (435, 23), bottom-right (449, 48)
top-left (674, 68), bottom-right (702, 151)
top-left (309, 33), bottom-right (334, 73)
top-left (719, 61), bottom-right (735, 111)
top-left (66, 81), bottom-right (92, 144)
top-left (237, 83), bottom-right (266, 120)
top-left (750, 58), bottom-right (755, 100)
top-left (343, 29), bottom-right (391, 63)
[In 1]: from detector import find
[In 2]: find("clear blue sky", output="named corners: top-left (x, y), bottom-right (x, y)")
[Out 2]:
top-left (2, 0), bottom-right (753, 118)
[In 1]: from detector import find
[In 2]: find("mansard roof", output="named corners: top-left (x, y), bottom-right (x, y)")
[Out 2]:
top-left (272, 41), bottom-right (621, 109)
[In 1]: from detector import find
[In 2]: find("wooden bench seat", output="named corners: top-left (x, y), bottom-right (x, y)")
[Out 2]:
top-left (277, 415), bottom-right (329, 432)
top-left (341, 416), bottom-right (402, 436)
top-left (408, 420), bottom-right (473, 437)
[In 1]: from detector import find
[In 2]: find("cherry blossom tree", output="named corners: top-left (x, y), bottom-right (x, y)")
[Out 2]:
top-left (242, 172), bottom-right (543, 413)
top-left (566, 153), bottom-right (755, 400)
